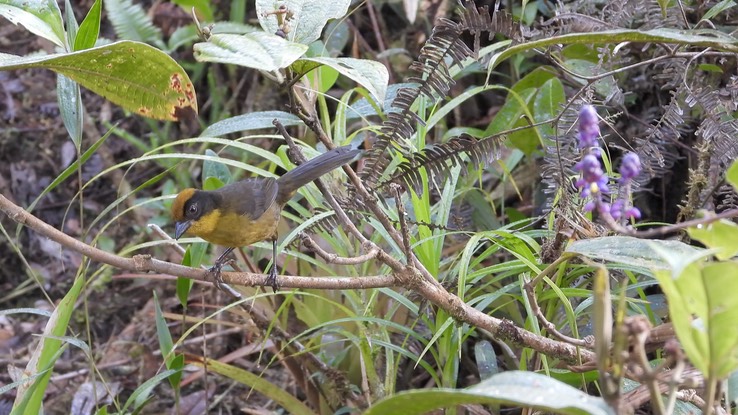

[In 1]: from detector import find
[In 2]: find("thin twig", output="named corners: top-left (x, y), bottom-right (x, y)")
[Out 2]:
top-left (300, 234), bottom-right (379, 265)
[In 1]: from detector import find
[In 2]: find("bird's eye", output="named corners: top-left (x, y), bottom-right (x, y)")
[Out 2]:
top-left (188, 203), bottom-right (198, 215)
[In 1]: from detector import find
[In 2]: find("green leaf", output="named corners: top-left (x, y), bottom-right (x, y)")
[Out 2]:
top-left (201, 110), bottom-right (303, 137)
top-left (202, 149), bottom-right (232, 185)
top-left (488, 28), bottom-right (738, 74)
top-left (485, 88), bottom-right (535, 136)
top-left (688, 219), bottom-right (738, 260)
top-left (510, 66), bottom-right (557, 94)
top-left (58, 0), bottom-right (82, 145)
top-left (532, 77), bottom-right (564, 139)
top-left (153, 292), bottom-right (174, 358)
top-left (203, 176), bottom-right (225, 191)
top-left (0, 41), bottom-right (198, 121)
top-left (13, 274), bottom-right (85, 413)
top-left (702, 0), bottom-right (737, 21)
top-left (474, 340), bottom-right (498, 380)
top-left (153, 292), bottom-right (183, 389)
top-left (191, 357), bottom-right (315, 415)
top-left (486, 87), bottom-right (538, 154)
top-left (255, 0), bottom-right (351, 45)
top-left (653, 255), bottom-right (738, 380)
top-left (62, 0), bottom-right (77, 49)
top-left (194, 32), bottom-right (308, 71)
top-left (562, 59), bottom-right (618, 99)
top-left (298, 57), bottom-right (389, 104)
top-left (363, 371), bottom-right (615, 415)
top-left (566, 236), bottom-right (704, 271)
top-left (121, 369), bottom-right (180, 412)
top-left (171, 0), bottom-right (213, 22)
top-left (727, 159), bottom-right (738, 191)
top-left (656, 0), bottom-right (668, 18)
top-left (0, 0), bottom-right (66, 48)
top-left (57, 74), bottom-right (83, 147)
top-left (74, 0), bottom-right (102, 51)
top-left (175, 276), bottom-right (194, 308)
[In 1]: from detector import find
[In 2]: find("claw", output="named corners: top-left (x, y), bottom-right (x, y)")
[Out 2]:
top-left (207, 262), bottom-right (225, 290)
top-left (264, 264), bottom-right (280, 293)
top-left (208, 248), bottom-right (235, 290)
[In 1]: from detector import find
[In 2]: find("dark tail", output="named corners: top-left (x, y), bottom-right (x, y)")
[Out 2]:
top-left (276, 146), bottom-right (361, 204)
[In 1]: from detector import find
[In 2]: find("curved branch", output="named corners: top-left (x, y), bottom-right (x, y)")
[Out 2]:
top-left (0, 193), bottom-right (394, 290)
top-left (0, 193), bottom-right (594, 364)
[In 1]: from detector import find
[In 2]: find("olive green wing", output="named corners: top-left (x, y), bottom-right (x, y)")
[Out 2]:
top-left (214, 177), bottom-right (278, 219)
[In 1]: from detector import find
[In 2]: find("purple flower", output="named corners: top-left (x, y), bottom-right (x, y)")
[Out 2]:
top-left (624, 207), bottom-right (641, 220)
top-left (619, 153), bottom-right (641, 183)
top-left (574, 154), bottom-right (609, 197)
top-left (610, 199), bottom-right (623, 220)
top-left (578, 105), bottom-right (600, 149)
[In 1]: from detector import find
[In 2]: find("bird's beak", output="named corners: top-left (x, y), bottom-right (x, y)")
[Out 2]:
top-left (174, 220), bottom-right (192, 240)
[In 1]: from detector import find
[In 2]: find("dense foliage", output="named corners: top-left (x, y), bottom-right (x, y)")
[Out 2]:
top-left (2, 0), bottom-right (738, 414)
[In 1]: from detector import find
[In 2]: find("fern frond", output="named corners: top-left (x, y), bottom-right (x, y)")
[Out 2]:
top-left (361, 17), bottom-right (468, 185)
top-left (104, 0), bottom-right (164, 47)
top-left (378, 133), bottom-right (505, 193)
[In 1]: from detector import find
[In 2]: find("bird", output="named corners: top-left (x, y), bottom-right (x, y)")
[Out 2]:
top-left (171, 145), bottom-right (361, 291)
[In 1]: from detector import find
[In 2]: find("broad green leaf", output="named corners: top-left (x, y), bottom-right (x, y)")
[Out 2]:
top-left (202, 149), bottom-right (232, 185)
top-left (74, 0), bottom-right (102, 51)
top-left (474, 340), bottom-right (498, 380)
top-left (510, 66), bottom-right (557, 95)
top-left (193, 32), bottom-right (308, 71)
top-left (298, 57), bottom-right (389, 104)
top-left (566, 236), bottom-right (703, 271)
top-left (702, 262), bottom-right (738, 378)
top-left (0, 0), bottom-right (65, 47)
top-left (255, 0), bottom-right (351, 45)
top-left (0, 41), bottom-right (198, 121)
top-left (171, 0), bottom-right (213, 22)
top-left (727, 159), bottom-right (738, 191)
top-left (563, 59), bottom-right (618, 99)
top-left (190, 357), bottom-right (314, 415)
top-left (200, 110), bottom-right (303, 137)
top-left (653, 256), bottom-right (738, 380)
top-left (57, 74), bottom-right (83, 147)
top-left (532, 77), bottom-right (564, 139)
top-left (688, 219), bottom-right (738, 260)
top-left (363, 371), bottom-right (615, 415)
top-left (58, 0), bottom-right (82, 145)
top-left (486, 88), bottom-right (538, 154)
top-left (488, 28), bottom-right (738, 75)
top-left (323, 19), bottom-right (350, 56)
top-left (203, 176), bottom-right (225, 191)
top-left (62, 0), bottom-right (77, 49)
top-left (485, 88), bottom-right (535, 136)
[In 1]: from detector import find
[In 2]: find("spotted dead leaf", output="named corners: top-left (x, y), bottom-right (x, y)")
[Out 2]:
top-left (0, 41), bottom-right (198, 121)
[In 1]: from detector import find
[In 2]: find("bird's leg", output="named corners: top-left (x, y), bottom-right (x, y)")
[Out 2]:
top-left (264, 238), bottom-right (280, 292)
top-left (208, 247), bottom-right (235, 289)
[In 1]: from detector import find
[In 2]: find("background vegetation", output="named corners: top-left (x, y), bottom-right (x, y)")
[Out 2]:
top-left (2, 0), bottom-right (738, 414)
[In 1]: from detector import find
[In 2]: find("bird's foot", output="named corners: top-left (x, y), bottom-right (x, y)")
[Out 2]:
top-left (207, 258), bottom-right (233, 290)
top-left (264, 265), bottom-right (280, 293)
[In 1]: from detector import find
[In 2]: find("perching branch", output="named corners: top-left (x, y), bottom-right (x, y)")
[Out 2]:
top-left (0, 192), bottom-right (594, 364)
